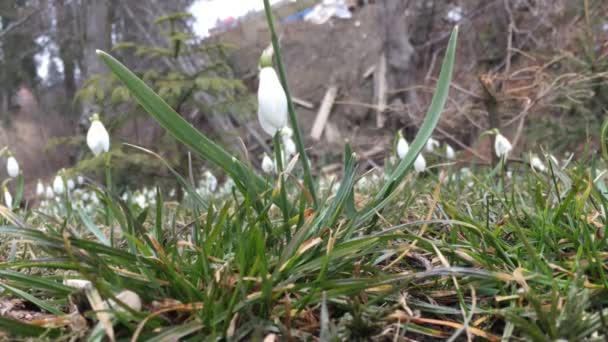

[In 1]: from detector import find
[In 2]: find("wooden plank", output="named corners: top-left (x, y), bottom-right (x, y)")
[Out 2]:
top-left (374, 53), bottom-right (388, 128)
top-left (292, 97), bottom-right (314, 109)
top-left (310, 85), bottom-right (339, 141)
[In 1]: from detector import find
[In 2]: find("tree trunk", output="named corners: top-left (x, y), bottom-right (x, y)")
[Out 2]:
top-left (80, 0), bottom-right (111, 124)
top-left (382, 0), bottom-right (417, 116)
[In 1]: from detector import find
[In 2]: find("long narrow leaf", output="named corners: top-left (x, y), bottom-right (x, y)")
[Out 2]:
top-left (96, 50), bottom-right (266, 199)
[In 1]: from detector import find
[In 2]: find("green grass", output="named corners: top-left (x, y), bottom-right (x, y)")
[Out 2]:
top-left (2, 157), bottom-right (608, 340)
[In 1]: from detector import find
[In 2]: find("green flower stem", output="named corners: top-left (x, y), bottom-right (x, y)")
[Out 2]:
top-left (263, 0), bottom-right (317, 208)
top-left (273, 133), bottom-right (289, 229)
top-left (104, 153), bottom-right (113, 229)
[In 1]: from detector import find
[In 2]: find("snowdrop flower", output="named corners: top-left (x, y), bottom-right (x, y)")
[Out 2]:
top-left (77, 176), bottom-right (85, 185)
top-left (203, 170), bottom-right (218, 192)
top-left (396, 132), bottom-right (409, 159)
top-left (414, 154), bottom-right (426, 173)
top-left (446, 6), bottom-right (463, 23)
top-left (262, 153), bottom-right (275, 174)
top-left (258, 50), bottom-right (287, 136)
top-left (6, 155), bottom-right (19, 178)
top-left (86, 113), bottom-right (110, 156)
top-left (530, 156), bottom-right (546, 172)
top-left (67, 178), bottom-right (76, 191)
top-left (134, 194), bottom-right (146, 208)
top-left (53, 174), bottom-right (65, 195)
top-left (45, 186), bottom-right (54, 199)
top-left (3, 187), bottom-right (12, 208)
top-left (284, 137), bottom-right (296, 159)
top-left (494, 133), bottom-right (512, 158)
top-left (36, 180), bottom-right (44, 197)
top-left (280, 126), bottom-right (293, 140)
top-left (425, 137), bottom-right (440, 153)
top-left (446, 144), bottom-right (456, 160)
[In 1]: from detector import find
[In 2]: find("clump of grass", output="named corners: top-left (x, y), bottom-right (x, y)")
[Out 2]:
top-left (1, 3), bottom-right (608, 341)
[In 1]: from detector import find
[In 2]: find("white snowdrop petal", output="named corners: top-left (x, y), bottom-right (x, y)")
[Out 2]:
top-left (258, 67), bottom-right (288, 136)
top-left (87, 119), bottom-right (110, 156)
top-left (53, 175), bottom-right (65, 195)
top-left (494, 134), bottom-right (512, 158)
top-left (6, 156), bottom-right (19, 178)
top-left (397, 137), bottom-right (409, 160)
top-left (4, 190), bottom-right (12, 208)
top-left (446, 144), bottom-right (456, 160)
top-left (414, 154), bottom-right (426, 173)
top-left (262, 153), bottom-right (275, 174)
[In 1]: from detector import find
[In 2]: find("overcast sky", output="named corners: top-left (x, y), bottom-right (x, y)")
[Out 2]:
top-left (189, 0), bottom-right (285, 37)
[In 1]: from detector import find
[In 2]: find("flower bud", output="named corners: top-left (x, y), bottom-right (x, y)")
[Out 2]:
top-left (45, 186), bottom-right (54, 199)
top-left (6, 156), bottom-right (19, 178)
top-left (3, 187), bottom-right (12, 208)
top-left (446, 144), bottom-right (456, 160)
top-left (414, 154), bottom-right (426, 173)
top-left (530, 156), bottom-right (546, 172)
top-left (258, 67), bottom-right (288, 136)
top-left (262, 153), bottom-right (275, 174)
top-left (36, 180), bottom-right (44, 197)
top-left (53, 175), bottom-right (65, 195)
top-left (86, 114), bottom-right (110, 156)
top-left (396, 132), bottom-right (409, 160)
top-left (425, 138), bottom-right (440, 153)
top-left (494, 133), bottom-right (512, 158)
top-left (284, 137), bottom-right (296, 159)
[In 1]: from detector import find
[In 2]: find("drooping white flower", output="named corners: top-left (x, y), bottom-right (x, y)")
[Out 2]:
top-left (494, 133), bottom-right (512, 158)
top-left (397, 134), bottom-right (409, 160)
top-left (53, 175), bottom-right (65, 195)
top-left (86, 114), bottom-right (110, 156)
top-left (3, 188), bottom-right (12, 208)
top-left (446, 144), bottom-right (456, 160)
top-left (134, 194), bottom-right (146, 208)
top-left (262, 153), bottom-right (275, 174)
top-left (425, 137), bottom-right (440, 153)
top-left (258, 67), bottom-right (288, 136)
top-left (6, 156), bottom-right (19, 178)
top-left (77, 176), bottom-right (85, 185)
top-left (45, 186), bottom-right (54, 199)
top-left (67, 178), bottom-right (76, 191)
top-left (414, 154), bottom-right (426, 173)
top-left (530, 156), bottom-right (546, 172)
top-left (284, 137), bottom-right (296, 159)
top-left (36, 180), bottom-right (44, 197)
top-left (203, 170), bottom-right (218, 192)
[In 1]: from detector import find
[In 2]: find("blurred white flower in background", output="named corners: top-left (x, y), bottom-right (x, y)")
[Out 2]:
top-left (446, 144), bottom-right (456, 160)
top-left (53, 174), bottom-right (65, 195)
top-left (397, 132), bottom-right (409, 159)
top-left (414, 154), bottom-right (426, 173)
top-left (494, 133), bottom-right (512, 159)
top-left (530, 156), bottom-right (546, 172)
top-left (426, 137), bottom-right (440, 153)
top-left (45, 186), bottom-right (54, 199)
top-left (262, 153), bottom-right (275, 174)
top-left (36, 180), bottom-right (45, 197)
top-left (3, 187), bottom-right (12, 208)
